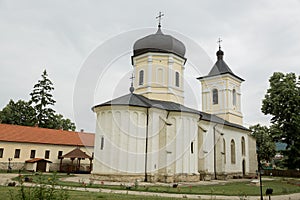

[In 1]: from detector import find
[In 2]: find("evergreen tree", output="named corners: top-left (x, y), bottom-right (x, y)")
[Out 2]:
top-left (30, 70), bottom-right (56, 128)
top-left (1, 70), bottom-right (76, 131)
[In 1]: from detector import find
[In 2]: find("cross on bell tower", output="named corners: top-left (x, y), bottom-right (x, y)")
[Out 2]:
top-left (156, 11), bottom-right (164, 28)
top-left (217, 37), bottom-right (222, 50)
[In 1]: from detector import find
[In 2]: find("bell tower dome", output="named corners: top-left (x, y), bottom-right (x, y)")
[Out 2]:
top-left (131, 21), bottom-right (186, 104)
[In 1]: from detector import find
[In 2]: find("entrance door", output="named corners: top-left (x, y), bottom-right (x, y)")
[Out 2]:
top-left (36, 161), bottom-right (47, 172)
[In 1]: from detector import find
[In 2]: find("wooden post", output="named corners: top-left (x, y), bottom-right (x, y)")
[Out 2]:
top-left (78, 158), bottom-right (81, 172)
top-left (89, 158), bottom-right (93, 173)
top-left (59, 158), bottom-right (63, 172)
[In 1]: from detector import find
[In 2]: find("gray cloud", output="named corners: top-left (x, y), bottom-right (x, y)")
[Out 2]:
top-left (0, 0), bottom-right (299, 132)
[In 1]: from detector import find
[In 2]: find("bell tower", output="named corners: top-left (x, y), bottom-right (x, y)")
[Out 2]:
top-left (197, 41), bottom-right (244, 125)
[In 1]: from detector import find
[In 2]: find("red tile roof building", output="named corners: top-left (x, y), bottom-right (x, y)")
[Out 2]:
top-left (0, 124), bottom-right (95, 172)
top-left (0, 124), bottom-right (94, 147)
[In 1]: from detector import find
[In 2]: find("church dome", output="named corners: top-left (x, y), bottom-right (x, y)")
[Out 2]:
top-left (133, 27), bottom-right (186, 58)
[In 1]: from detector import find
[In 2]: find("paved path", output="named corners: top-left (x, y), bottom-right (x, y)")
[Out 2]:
top-left (61, 186), bottom-right (300, 200)
top-left (59, 174), bottom-right (300, 200)
top-left (1, 173), bottom-right (300, 200)
top-left (0, 173), bottom-right (18, 185)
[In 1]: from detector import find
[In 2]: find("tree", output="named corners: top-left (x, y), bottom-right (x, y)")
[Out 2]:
top-left (30, 70), bottom-right (56, 128)
top-left (0, 99), bottom-right (37, 126)
top-left (47, 114), bottom-right (76, 131)
top-left (250, 124), bottom-right (276, 162)
top-left (262, 72), bottom-right (300, 169)
top-left (0, 70), bottom-right (76, 131)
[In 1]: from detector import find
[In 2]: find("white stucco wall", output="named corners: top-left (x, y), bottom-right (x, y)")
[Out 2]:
top-left (0, 141), bottom-right (93, 171)
top-left (199, 120), bottom-right (253, 175)
top-left (93, 105), bottom-right (200, 176)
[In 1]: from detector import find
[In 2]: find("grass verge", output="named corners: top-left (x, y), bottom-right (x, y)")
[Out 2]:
top-left (0, 186), bottom-right (197, 200)
top-left (12, 173), bottom-right (300, 196)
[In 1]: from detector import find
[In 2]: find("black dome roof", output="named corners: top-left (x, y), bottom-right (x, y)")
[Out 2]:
top-left (133, 27), bottom-right (186, 59)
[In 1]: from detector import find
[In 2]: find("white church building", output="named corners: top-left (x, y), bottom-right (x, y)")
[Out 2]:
top-left (92, 23), bottom-right (257, 182)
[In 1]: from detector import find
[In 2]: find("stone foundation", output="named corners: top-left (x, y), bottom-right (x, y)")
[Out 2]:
top-left (49, 163), bottom-right (91, 172)
top-left (0, 162), bottom-right (25, 171)
top-left (199, 171), bottom-right (250, 180)
top-left (91, 173), bottom-right (200, 183)
top-left (91, 173), bottom-right (145, 182)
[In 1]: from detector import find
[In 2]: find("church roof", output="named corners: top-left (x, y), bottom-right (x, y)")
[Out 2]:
top-left (197, 49), bottom-right (244, 81)
top-left (133, 27), bottom-right (186, 59)
top-left (93, 93), bottom-right (200, 115)
top-left (200, 112), bottom-right (249, 131)
top-left (92, 93), bottom-right (249, 131)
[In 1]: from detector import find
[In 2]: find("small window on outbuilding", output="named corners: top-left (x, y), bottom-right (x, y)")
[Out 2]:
top-left (175, 72), bottom-right (180, 87)
top-left (45, 150), bottom-right (50, 159)
top-left (58, 151), bottom-right (63, 159)
top-left (30, 150), bottom-right (36, 159)
top-left (139, 70), bottom-right (144, 85)
top-left (212, 89), bottom-right (218, 104)
top-left (14, 149), bottom-right (20, 158)
top-left (0, 148), bottom-right (3, 158)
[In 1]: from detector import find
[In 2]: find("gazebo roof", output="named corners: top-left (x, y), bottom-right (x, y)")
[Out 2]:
top-left (25, 158), bottom-right (52, 163)
top-left (62, 148), bottom-right (92, 159)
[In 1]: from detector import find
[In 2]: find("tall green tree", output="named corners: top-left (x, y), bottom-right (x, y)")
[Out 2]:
top-left (30, 70), bottom-right (56, 128)
top-left (0, 99), bottom-right (37, 126)
top-left (28, 69), bottom-right (76, 131)
top-left (262, 72), bottom-right (300, 169)
top-left (1, 70), bottom-right (76, 131)
top-left (250, 124), bottom-right (276, 162)
top-left (51, 114), bottom-right (76, 131)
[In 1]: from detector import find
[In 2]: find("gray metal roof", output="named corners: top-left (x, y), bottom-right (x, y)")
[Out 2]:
top-left (200, 112), bottom-right (249, 131)
top-left (133, 27), bottom-right (186, 59)
top-left (198, 49), bottom-right (244, 81)
top-left (92, 93), bottom-right (249, 131)
top-left (92, 93), bottom-right (200, 115)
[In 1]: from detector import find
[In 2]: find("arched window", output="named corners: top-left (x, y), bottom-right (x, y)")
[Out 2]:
top-left (191, 141), bottom-right (194, 154)
top-left (157, 68), bottom-right (163, 84)
top-left (231, 139), bottom-right (236, 164)
top-left (233, 89), bottom-right (236, 106)
top-left (223, 139), bottom-right (226, 164)
top-left (139, 70), bottom-right (144, 85)
top-left (241, 137), bottom-right (245, 156)
top-left (100, 136), bottom-right (104, 150)
top-left (212, 89), bottom-right (218, 104)
top-left (175, 72), bottom-right (180, 87)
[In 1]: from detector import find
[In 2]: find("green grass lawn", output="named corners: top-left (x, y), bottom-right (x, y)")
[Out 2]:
top-left (0, 186), bottom-right (194, 200)
top-left (143, 179), bottom-right (300, 196)
top-left (12, 173), bottom-right (300, 196)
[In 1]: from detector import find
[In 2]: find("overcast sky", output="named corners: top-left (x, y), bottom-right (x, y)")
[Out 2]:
top-left (1, 0), bottom-right (299, 133)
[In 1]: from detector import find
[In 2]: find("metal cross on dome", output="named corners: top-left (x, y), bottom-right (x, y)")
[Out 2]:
top-left (129, 73), bottom-right (135, 93)
top-left (130, 73), bottom-right (135, 84)
top-left (217, 37), bottom-right (222, 50)
top-left (156, 11), bottom-right (164, 27)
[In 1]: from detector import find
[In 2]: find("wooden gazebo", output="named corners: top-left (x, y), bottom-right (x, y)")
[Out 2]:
top-left (59, 147), bottom-right (93, 173)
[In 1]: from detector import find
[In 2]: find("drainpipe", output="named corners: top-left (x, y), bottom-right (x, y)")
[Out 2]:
top-left (144, 108), bottom-right (149, 182)
top-left (213, 124), bottom-right (217, 180)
